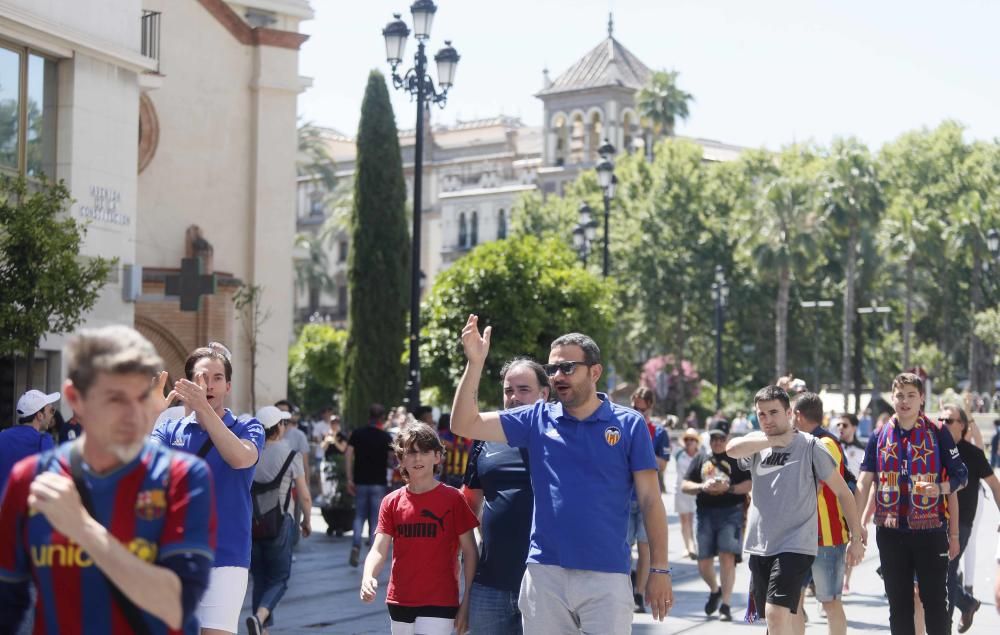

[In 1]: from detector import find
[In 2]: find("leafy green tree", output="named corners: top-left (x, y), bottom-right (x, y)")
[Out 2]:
top-left (297, 121), bottom-right (338, 192)
top-left (342, 71), bottom-right (410, 427)
top-left (821, 138), bottom-right (883, 411)
top-left (0, 176), bottom-right (114, 363)
top-left (636, 70), bottom-right (693, 139)
top-left (878, 123), bottom-right (964, 368)
top-left (288, 323), bottom-right (348, 414)
top-left (420, 235), bottom-right (615, 407)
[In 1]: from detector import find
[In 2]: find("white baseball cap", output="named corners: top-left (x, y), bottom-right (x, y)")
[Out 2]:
top-left (256, 405), bottom-right (291, 430)
top-left (16, 390), bottom-right (61, 418)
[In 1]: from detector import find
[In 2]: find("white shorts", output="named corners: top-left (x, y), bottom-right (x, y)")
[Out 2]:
top-left (675, 492), bottom-right (696, 514)
top-left (389, 617), bottom-right (454, 635)
top-left (197, 566), bottom-right (249, 632)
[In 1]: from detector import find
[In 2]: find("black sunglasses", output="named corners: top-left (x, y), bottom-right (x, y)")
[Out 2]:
top-left (938, 417), bottom-right (961, 425)
top-left (543, 361), bottom-right (591, 377)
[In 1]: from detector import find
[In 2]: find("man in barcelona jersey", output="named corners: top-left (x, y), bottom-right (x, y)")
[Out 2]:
top-left (0, 325), bottom-right (217, 634)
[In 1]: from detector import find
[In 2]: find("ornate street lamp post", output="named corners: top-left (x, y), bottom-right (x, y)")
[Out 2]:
top-left (572, 203), bottom-right (598, 265)
top-left (595, 139), bottom-right (616, 277)
top-left (382, 1), bottom-right (459, 410)
top-left (710, 265), bottom-right (729, 412)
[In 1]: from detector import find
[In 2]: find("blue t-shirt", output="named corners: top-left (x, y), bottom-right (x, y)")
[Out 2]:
top-left (499, 394), bottom-right (658, 574)
top-left (0, 426), bottom-right (55, 496)
top-left (0, 441), bottom-right (215, 634)
top-left (463, 440), bottom-right (533, 593)
top-left (652, 426), bottom-right (671, 462)
top-left (151, 410), bottom-right (264, 567)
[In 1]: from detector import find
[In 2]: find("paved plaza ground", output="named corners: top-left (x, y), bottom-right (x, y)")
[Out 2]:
top-left (245, 459), bottom-right (1000, 634)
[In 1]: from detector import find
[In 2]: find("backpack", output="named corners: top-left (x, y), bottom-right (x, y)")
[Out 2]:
top-left (251, 450), bottom-right (297, 541)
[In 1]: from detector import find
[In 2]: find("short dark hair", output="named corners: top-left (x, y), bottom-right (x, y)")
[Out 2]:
top-left (500, 357), bottom-right (548, 390)
top-left (550, 333), bottom-right (601, 366)
top-left (185, 347), bottom-right (232, 382)
top-left (891, 372), bottom-right (924, 396)
top-left (414, 405), bottom-right (433, 419)
top-left (274, 399), bottom-right (298, 413)
top-left (754, 385), bottom-right (790, 410)
top-left (838, 413), bottom-right (859, 427)
top-left (369, 403), bottom-right (386, 420)
top-left (793, 392), bottom-right (824, 424)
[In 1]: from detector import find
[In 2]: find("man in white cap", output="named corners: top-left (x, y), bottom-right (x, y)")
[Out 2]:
top-left (0, 390), bottom-right (59, 495)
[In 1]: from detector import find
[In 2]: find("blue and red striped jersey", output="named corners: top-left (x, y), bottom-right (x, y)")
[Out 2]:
top-left (0, 441), bottom-right (216, 634)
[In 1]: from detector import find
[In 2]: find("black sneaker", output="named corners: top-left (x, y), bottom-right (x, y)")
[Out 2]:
top-left (719, 604), bottom-right (732, 622)
top-left (349, 545), bottom-right (360, 567)
top-left (705, 589), bottom-right (722, 615)
top-left (634, 592), bottom-right (646, 613)
top-left (246, 615), bottom-right (263, 635)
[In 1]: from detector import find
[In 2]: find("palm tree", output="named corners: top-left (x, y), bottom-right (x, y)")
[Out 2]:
top-left (822, 138), bottom-right (883, 412)
top-left (297, 121), bottom-right (337, 191)
top-left (294, 232), bottom-right (337, 318)
top-left (750, 174), bottom-right (819, 379)
top-left (636, 70), bottom-right (693, 151)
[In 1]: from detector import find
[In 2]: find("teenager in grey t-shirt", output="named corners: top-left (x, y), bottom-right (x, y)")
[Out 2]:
top-left (738, 430), bottom-right (836, 556)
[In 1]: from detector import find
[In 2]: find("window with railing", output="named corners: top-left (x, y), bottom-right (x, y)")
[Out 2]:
top-left (0, 41), bottom-right (57, 178)
top-left (141, 11), bottom-right (161, 72)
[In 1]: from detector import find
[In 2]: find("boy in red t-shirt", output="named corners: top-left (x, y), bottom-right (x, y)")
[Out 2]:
top-left (360, 422), bottom-right (479, 634)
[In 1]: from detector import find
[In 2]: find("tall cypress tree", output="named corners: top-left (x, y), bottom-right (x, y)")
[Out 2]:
top-left (342, 71), bottom-right (410, 427)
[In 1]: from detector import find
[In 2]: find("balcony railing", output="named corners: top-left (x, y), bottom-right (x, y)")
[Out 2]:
top-left (141, 10), bottom-right (161, 72)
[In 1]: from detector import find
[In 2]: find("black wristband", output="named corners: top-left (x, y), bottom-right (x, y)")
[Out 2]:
top-left (649, 567), bottom-right (672, 576)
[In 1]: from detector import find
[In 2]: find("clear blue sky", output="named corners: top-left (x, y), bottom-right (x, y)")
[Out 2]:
top-left (298, 0), bottom-right (1000, 151)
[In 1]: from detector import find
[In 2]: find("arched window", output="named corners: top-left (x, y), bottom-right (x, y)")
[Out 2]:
top-left (470, 211), bottom-right (479, 246)
top-left (458, 212), bottom-right (467, 248)
top-left (497, 208), bottom-right (507, 239)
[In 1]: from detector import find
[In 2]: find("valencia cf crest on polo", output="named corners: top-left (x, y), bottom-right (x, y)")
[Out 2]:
top-left (604, 426), bottom-right (622, 447)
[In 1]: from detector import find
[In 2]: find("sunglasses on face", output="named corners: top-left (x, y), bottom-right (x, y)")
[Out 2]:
top-left (938, 417), bottom-right (961, 425)
top-left (543, 361), bottom-right (591, 377)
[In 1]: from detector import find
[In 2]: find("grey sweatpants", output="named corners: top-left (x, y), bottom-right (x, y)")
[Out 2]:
top-left (518, 563), bottom-right (633, 634)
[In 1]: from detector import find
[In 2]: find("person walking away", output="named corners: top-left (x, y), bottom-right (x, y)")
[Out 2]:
top-left (360, 423), bottom-right (479, 634)
top-left (346, 404), bottom-right (394, 567)
top-left (246, 406), bottom-right (312, 635)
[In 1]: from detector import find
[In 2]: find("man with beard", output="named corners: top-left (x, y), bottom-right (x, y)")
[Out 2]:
top-left (0, 326), bottom-right (216, 633)
top-left (462, 357), bottom-right (549, 634)
top-left (152, 347), bottom-right (264, 635)
top-left (727, 386), bottom-right (864, 635)
top-left (451, 316), bottom-right (672, 633)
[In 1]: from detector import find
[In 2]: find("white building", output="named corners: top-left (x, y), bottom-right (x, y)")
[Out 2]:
top-left (0, 0), bottom-right (154, 419)
top-left (1, 0), bottom-right (311, 419)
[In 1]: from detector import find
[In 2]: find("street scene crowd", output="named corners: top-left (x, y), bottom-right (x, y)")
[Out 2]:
top-left (0, 321), bottom-right (999, 634)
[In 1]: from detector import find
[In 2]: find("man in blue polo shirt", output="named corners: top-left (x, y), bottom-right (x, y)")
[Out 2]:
top-left (451, 315), bottom-right (672, 633)
top-left (151, 347), bottom-right (265, 635)
top-left (463, 356), bottom-right (549, 634)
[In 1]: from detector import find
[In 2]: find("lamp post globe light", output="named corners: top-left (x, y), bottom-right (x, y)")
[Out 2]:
top-left (594, 139), bottom-right (616, 277)
top-left (382, 1), bottom-right (459, 411)
top-left (573, 202), bottom-right (598, 265)
top-left (710, 265), bottom-right (729, 412)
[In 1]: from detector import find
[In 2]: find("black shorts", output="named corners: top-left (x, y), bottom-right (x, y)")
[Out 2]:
top-left (386, 604), bottom-right (458, 623)
top-left (748, 552), bottom-right (815, 614)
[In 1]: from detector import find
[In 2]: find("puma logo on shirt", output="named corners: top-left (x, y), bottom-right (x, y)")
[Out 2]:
top-left (420, 508), bottom-right (451, 530)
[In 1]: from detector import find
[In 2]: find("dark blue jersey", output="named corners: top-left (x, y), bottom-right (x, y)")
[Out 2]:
top-left (463, 441), bottom-right (533, 592)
